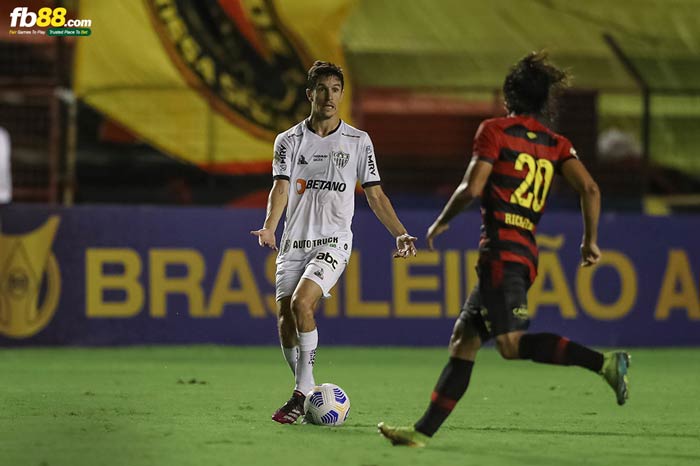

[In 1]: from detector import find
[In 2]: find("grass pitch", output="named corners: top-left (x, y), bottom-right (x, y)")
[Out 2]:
top-left (2, 346), bottom-right (699, 466)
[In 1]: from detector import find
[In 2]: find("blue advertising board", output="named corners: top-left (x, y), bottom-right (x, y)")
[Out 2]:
top-left (1, 204), bottom-right (698, 346)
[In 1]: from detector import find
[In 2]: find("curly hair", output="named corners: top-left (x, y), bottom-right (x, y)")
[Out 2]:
top-left (503, 52), bottom-right (570, 120)
top-left (307, 60), bottom-right (344, 90)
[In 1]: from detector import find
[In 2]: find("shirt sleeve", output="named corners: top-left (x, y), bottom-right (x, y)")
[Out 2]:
top-left (357, 133), bottom-right (381, 188)
top-left (472, 121), bottom-right (500, 164)
top-left (272, 133), bottom-right (290, 180)
top-left (556, 137), bottom-right (579, 173)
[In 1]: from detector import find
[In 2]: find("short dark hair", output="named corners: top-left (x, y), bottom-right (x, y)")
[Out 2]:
top-left (503, 51), bottom-right (570, 119)
top-left (307, 60), bottom-right (344, 90)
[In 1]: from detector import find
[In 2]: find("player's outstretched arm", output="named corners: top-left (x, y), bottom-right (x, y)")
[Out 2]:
top-left (363, 185), bottom-right (417, 258)
top-left (250, 178), bottom-right (289, 251)
top-left (561, 158), bottom-right (601, 267)
top-left (427, 159), bottom-right (492, 250)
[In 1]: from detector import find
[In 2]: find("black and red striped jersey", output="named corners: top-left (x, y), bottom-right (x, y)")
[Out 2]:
top-left (472, 115), bottom-right (578, 283)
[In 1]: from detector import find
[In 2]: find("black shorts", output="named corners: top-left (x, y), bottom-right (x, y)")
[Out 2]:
top-left (459, 261), bottom-right (531, 342)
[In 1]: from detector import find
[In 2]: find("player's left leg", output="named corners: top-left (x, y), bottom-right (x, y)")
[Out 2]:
top-left (496, 330), bottom-right (602, 371)
top-left (495, 331), bottom-right (630, 405)
top-left (489, 263), bottom-right (630, 405)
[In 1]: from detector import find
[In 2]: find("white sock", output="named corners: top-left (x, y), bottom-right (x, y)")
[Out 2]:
top-left (281, 346), bottom-right (298, 375)
top-left (294, 329), bottom-right (318, 395)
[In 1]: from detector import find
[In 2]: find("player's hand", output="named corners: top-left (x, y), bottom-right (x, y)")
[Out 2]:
top-left (426, 220), bottom-right (449, 251)
top-left (250, 228), bottom-right (278, 251)
top-left (394, 233), bottom-right (418, 258)
top-left (580, 242), bottom-right (601, 267)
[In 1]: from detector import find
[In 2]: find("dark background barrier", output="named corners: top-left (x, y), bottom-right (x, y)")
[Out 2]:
top-left (1, 204), bottom-right (698, 347)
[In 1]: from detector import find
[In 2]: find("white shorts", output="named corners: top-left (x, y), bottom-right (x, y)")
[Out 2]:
top-left (275, 247), bottom-right (348, 301)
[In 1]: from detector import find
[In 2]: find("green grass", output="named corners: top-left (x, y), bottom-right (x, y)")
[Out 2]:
top-left (2, 346), bottom-right (699, 466)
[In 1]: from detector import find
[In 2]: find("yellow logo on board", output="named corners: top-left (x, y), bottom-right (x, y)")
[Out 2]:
top-left (0, 217), bottom-right (61, 338)
top-left (526, 131), bottom-right (537, 139)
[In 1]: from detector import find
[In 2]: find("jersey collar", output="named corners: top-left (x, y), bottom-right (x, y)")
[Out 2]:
top-left (305, 118), bottom-right (343, 138)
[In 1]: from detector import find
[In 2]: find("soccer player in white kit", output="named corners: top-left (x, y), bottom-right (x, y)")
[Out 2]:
top-left (251, 61), bottom-right (417, 424)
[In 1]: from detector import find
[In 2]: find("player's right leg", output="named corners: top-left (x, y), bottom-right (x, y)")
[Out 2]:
top-left (275, 261), bottom-right (305, 376)
top-left (272, 261), bottom-right (307, 424)
top-left (272, 280), bottom-right (321, 425)
top-left (276, 296), bottom-right (298, 375)
top-left (379, 292), bottom-right (484, 446)
top-left (270, 280), bottom-right (325, 425)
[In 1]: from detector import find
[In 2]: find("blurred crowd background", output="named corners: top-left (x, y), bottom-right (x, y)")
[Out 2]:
top-left (1, 0), bottom-right (699, 213)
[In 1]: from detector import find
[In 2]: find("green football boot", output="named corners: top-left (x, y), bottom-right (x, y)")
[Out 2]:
top-left (377, 422), bottom-right (430, 447)
top-left (600, 351), bottom-right (630, 406)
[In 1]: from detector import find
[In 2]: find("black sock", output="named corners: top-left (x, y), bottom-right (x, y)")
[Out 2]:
top-left (414, 357), bottom-right (474, 437)
top-left (518, 333), bottom-right (603, 372)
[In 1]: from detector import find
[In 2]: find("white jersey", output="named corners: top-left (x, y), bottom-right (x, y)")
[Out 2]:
top-left (272, 119), bottom-right (381, 263)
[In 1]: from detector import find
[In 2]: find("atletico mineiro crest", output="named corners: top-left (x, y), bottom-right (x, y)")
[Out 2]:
top-left (331, 151), bottom-right (350, 169)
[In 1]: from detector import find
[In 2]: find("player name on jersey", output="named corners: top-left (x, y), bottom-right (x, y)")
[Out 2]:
top-left (504, 213), bottom-right (534, 231)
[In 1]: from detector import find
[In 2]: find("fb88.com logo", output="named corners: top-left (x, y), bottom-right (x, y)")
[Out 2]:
top-left (9, 7), bottom-right (87, 28)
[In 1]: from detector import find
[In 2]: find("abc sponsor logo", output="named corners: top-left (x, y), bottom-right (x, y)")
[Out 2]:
top-left (315, 251), bottom-right (338, 270)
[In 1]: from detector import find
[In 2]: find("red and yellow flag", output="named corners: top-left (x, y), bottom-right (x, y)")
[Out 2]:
top-left (74, 0), bottom-right (356, 174)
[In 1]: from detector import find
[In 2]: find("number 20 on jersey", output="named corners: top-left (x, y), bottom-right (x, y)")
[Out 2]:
top-left (509, 153), bottom-right (554, 213)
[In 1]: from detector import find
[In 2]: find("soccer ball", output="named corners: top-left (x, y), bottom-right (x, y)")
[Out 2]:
top-left (303, 383), bottom-right (350, 426)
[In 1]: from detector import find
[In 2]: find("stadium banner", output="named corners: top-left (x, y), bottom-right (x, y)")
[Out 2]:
top-left (1, 204), bottom-right (698, 347)
top-left (73, 0), bottom-right (356, 174)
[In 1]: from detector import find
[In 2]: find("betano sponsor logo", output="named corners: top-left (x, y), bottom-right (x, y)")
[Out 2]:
top-left (0, 217), bottom-right (61, 338)
top-left (295, 178), bottom-right (346, 195)
top-left (8, 7), bottom-right (92, 36)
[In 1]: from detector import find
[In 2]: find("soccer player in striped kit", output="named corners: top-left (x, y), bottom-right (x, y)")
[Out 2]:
top-left (379, 52), bottom-right (630, 447)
